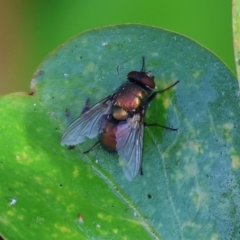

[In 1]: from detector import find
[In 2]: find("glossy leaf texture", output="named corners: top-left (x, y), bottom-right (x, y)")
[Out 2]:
top-left (0, 25), bottom-right (240, 239)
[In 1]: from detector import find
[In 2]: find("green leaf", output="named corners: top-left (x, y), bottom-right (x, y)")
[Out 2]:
top-left (1, 24), bottom-right (240, 239)
top-left (233, 0), bottom-right (240, 82)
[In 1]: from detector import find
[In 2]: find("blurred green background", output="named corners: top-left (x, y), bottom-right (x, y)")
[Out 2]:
top-left (0, 0), bottom-right (234, 95)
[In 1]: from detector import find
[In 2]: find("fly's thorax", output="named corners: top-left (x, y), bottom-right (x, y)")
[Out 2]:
top-left (99, 119), bottom-right (118, 152)
top-left (113, 82), bottom-right (150, 114)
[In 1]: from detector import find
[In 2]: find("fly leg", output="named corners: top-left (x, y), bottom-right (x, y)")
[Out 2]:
top-left (68, 145), bottom-right (75, 150)
top-left (83, 141), bottom-right (100, 154)
top-left (81, 99), bottom-right (91, 115)
top-left (144, 122), bottom-right (178, 131)
top-left (148, 80), bottom-right (180, 103)
top-left (68, 141), bottom-right (100, 153)
top-left (155, 80), bottom-right (180, 95)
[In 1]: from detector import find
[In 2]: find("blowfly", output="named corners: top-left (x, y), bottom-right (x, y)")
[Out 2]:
top-left (61, 58), bottom-right (179, 181)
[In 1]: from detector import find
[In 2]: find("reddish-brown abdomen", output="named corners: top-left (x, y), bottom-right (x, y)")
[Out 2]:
top-left (99, 121), bottom-right (118, 152)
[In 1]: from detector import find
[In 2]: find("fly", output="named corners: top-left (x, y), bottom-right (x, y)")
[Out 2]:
top-left (61, 57), bottom-right (179, 180)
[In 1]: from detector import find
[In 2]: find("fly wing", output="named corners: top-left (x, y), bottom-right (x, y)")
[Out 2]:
top-left (116, 114), bottom-right (144, 181)
top-left (61, 96), bottom-right (112, 146)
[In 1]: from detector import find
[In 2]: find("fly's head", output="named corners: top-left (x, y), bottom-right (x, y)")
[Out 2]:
top-left (127, 71), bottom-right (155, 89)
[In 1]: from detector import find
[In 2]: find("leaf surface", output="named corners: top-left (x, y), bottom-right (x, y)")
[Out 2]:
top-left (0, 25), bottom-right (240, 239)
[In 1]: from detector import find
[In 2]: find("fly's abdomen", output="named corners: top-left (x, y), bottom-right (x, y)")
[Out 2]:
top-left (99, 120), bottom-right (118, 152)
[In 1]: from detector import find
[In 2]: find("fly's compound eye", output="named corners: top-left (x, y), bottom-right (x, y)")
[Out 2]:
top-left (139, 75), bottom-right (155, 89)
top-left (127, 71), bottom-right (140, 80)
top-left (127, 71), bottom-right (155, 89)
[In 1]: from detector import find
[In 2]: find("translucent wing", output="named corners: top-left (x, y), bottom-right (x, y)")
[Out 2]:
top-left (61, 96), bottom-right (112, 146)
top-left (116, 114), bottom-right (144, 181)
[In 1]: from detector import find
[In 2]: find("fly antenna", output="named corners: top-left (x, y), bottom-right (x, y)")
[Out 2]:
top-left (141, 56), bottom-right (146, 72)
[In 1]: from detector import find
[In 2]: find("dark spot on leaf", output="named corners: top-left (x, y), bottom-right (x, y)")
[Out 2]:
top-left (65, 109), bottom-right (70, 118)
top-left (52, 96), bottom-right (55, 100)
top-left (59, 184), bottom-right (63, 188)
top-left (147, 194), bottom-right (152, 199)
top-left (116, 65), bottom-right (120, 75)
